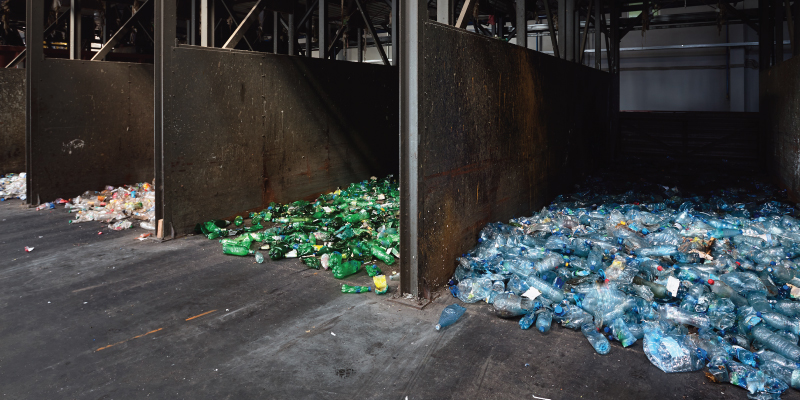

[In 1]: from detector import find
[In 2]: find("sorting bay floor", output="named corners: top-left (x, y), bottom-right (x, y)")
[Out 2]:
top-left (1, 200), bottom-right (796, 400)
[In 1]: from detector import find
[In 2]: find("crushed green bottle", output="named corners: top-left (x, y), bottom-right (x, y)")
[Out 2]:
top-left (341, 284), bottom-right (371, 294)
top-left (333, 260), bottom-right (362, 279)
top-left (234, 215), bottom-right (244, 226)
top-left (365, 264), bottom-right (382, 277)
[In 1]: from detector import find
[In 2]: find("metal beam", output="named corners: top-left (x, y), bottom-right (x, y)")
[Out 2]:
top-left (294, 0), bottom-right (318, 35)
top-left (354, 0), bottom-right (389, 65)
top-left (516, 0), bottom-right (526, 47)
top-left (70, 0), bottom-right (82, 59)
top-left (400, 0), bottom-right (424, 298)
top-left (319, 0), bottom-right (327, 58)
top-left (288, 6), bottom-right (295, 55)
top-left (566, 0), bottom-right (574, 61)
top-left (391, 0), bottom-right (398, 65)
top-left (326, 20), bottom-right (347, 57)
top-left (775, 0), bottom-right (784, 65)
top-left (274, 11), bottom-right (279, 53)
top-left (7, 9), bottom-right (71, 68)
top-left (760, 0), bottom-right (772, 70)
top-left (155, 0), bottom-right (177, 238)
top-left (786, 0), bottom-right (794, 53)
top-left (456, 0), bottom-right (479, 29)
top-left (219, 0), bottom-right (253, 50)
top-left (91, 0), bottom-right (153, 61)
top-left (595, 0), bottom-right (601, 68)
top-left (357, 27), bottom-right (363, 62)
top-left (26, 0), bottom-right (45, 203)
top-left (543, 0), bottom-right (559, 58)
top-left (221, 0), bottom-right (266, 49)
top-left (201, 0), bottom-right (214, 46)
top-left (719, 2), bottom-right (759, 33)
top-left (558, 0), bottom-right (566, 59)
top-left (438, 0), bottom-right (451, 24)
top-left (579, 0), bottom-right (592, 63)
top-left (795, 0), bottom-right (800, 56)
top-left (191, 0), bottom-right (196, 45)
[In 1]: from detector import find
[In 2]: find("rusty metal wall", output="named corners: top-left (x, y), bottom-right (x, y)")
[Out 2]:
top-left (619, 111), bottom-right (761, 174)
top-left (164, 47), bottom-right (398, 234)
top-left (0, 69), bottom-right (25, 175)
top-left (29, 59), bottom-right (154, 203)
top-left (761, 56), bottom-right (800, 200)
top-left (414, 22), bottom-right (611, 293)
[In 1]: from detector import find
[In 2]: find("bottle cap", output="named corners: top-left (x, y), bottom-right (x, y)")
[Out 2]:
top-left (756, 312), bottom-right (762, 317)
top-left (657, 265), bottom-right (664, 272)
top-left (554, 305), bottom-right (564, 315)
top-left (604, 326), bottom-right (610, 333)
top-left (708, 279), bottom-right (714, 285)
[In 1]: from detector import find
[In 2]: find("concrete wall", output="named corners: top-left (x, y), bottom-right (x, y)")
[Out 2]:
top-left (29, 59), bottom-right (154, 203)
top-left (0, 68), bottom-right (25, 175)
top-left (761, 55), bottom-right (800, 200)
top-left (411, 22), bottom-right (610, 292)
top-left (163, 47), bottom-right (398, 234)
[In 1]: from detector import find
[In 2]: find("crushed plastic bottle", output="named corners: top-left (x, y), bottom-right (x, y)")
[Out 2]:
top-left (446, 175), bottom-right (800, 398)
top-left (436, 304), bottom-right (467, 331)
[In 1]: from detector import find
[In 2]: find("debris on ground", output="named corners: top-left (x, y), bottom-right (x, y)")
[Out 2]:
top-left (449, 176), bottom-right (800, 398)
top-left (24, 246), bottom-right (34, 252)
top-left (0, 173), bottom-right (26, 201)
top-left (65, 183), bottom-right (155, 228)
top-left (198, 176), bottom-right (400, 293)
top-left (436, 304), bottom-right (467, 331)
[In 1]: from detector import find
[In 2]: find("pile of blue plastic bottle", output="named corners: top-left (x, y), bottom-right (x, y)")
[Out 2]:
top-left (448, 176), bottom-right (800, 399)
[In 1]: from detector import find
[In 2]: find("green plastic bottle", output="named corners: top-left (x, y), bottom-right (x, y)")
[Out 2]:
top-left (341, 284), bottom-right (371, 294)
top-left (234, 216), bottom-right (244, 227)
top-left (269, 242), bottom-right (291, 260)
top-left (302, 257), bottom-right (321, 269)
top-left (369, 243), bottom-right (395, 265)
top-left (223, 244), bottom-right (252, 256)
top-left (333, 260), bottom-right (362, 279)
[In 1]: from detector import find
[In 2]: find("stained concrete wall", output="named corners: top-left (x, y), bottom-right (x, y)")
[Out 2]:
top-left (29, 59), bottom-right (154, 203)
top-left (761, 55), bottom-right (800, 200)
top-left (163, 47), bottom-right (398, 234)
top-left (411, 22), bottom-right (611, 293)
top-left (0, 68), bottom-right (25, 175)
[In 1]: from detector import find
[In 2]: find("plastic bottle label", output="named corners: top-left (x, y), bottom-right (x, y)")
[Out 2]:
top-left (666, 276), bottom-right (680, 297)
top-left (522, 287), bottom-right (542, 300)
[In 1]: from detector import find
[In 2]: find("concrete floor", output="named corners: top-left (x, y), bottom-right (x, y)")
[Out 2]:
top-left (1, 200), bottom-right (797, 400)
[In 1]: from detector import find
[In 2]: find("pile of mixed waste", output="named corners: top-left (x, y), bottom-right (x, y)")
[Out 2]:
top-left (37, 182), bottom-right (156, 230)
top-left (0, 173), bottom-right (27, 201)
top-left (198, 176), bottom-right (400, 294)
top-left (446, 176), bottom-right (800, 399)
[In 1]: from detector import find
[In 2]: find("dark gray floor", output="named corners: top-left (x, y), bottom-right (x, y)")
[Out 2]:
top-left (0, 200), bottom-right (797, 400)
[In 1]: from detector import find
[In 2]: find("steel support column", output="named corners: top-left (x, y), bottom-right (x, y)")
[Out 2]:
top-left (191, 0), bottom-right (196, 45)
top-left (319, 0), bottom-right (327, 58)
top-left (543, 0), bottom-right (559, 58)
top-left (438, 0), bottom-right (452, 24)
top-left (357, 28), bottom-right (363, 62)
top-left (25, 0), bottom-right (44, 203)
top-left (391, 0), bottom-right (398, 65)
top-left (274, 12), bottom-right (279, 53)
top-left (595, 0), bottom-right (601, 68)
top-left (400, 0), bottom-right (424, 298)
top-left (558, 0), bottom-right (566, 59)
top-left (288, 7), bottom-right (295, 55)
top-left (776, 0), bottom-right (784, 63)
top-left (760, 0), bottom-right (772, 70)
top-left (579, 0), bottom-right (593, 63)
top-left (69, 0), bottom-right (81, 59)
top-left (200, 0), bottom-right (214, 46)
top-left (155, 0), bottom-right (176, 237)
top-left (92, 0), bottom-right (153, 60)
top-left (516, 0), bottom-right (527, 47)
top-left (795, 0), bottom-right (800, 56)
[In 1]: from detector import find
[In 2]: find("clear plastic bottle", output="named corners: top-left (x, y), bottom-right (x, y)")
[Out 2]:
top-left (751, 325), bottom-right (800, 361)
top-left (456, 277), bottom-right (493, 303)
top-left (581, 323), bottom-right (610, 354)
top-left (536, 309), bottom-right (553, 333)
top-left (436, 304), bottom-right (467, 331)
top-left (492, 293), bottom-right (535, 318)
top-left (523, 274), bottom-right (565, 302)
top-left (611, 317), bottom-right (638, 347)
top-left (659, 305), bottom-right (711, 328)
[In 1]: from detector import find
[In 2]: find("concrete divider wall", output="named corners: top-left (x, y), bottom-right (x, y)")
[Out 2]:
top-left (0, 68), bottom-right (25, 175)
top-left (163, 47), bottom-right (399, 234)
top-left (412, 22), bottom-right (611, 293)
top-left (29, 59), bottom-right (154, 203)
top-left (761, 56), bottom-right (800, 200)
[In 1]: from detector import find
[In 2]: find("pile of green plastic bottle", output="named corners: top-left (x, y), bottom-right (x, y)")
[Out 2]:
top-left (196, 176), bottom-right (400, 283)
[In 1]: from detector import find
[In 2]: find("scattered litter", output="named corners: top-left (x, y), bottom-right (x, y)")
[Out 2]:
top-left (373, 275), bottom-right (388, 295)
top-left (449, 176), bottom-right (800, 398)
top-left (341, 284), bottom-right (371, 293)
top-left (331, 332), bottom-right (336, 336)
top-left (0, 173), bottom-right (26, 201)
top-left (50, 183), bottom-right (156, 229)
top-left (137, 233), bottom-right (152, 241)
top-left (24, 246), bottom-right (34, 252)
top-left (197, 176), bottom-right (399, 293)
